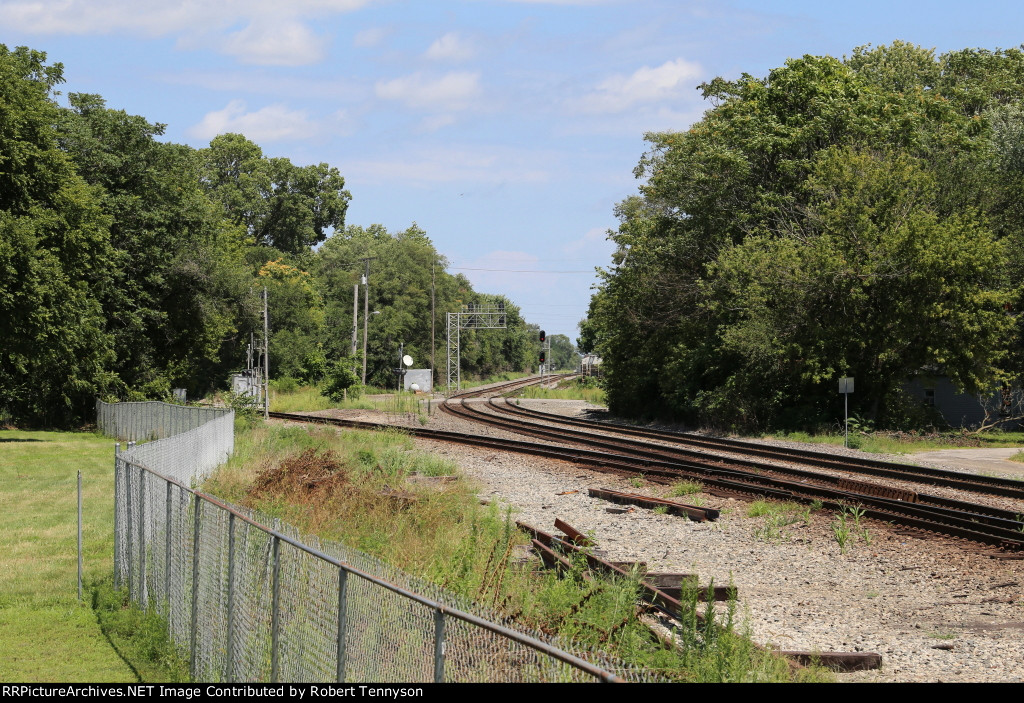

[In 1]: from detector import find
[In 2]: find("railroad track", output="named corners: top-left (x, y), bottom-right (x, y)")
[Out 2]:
top-left (271, 392), bottom-right (1024, 550)
top-left (492, 396), bottom-right (1024, 500)
top-left (437, 379), bottom-right (1024, 548)
top-left (473, 396), bottom-right (1024, 520)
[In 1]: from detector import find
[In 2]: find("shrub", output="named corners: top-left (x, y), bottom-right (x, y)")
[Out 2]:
top-left (322, 360), bottom-right (361, 402)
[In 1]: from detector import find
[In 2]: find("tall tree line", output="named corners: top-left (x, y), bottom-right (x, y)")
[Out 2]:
top-left (581, 43), bottom-right (1024, 430)
top-left (0, 46), bottom-right (533, 426)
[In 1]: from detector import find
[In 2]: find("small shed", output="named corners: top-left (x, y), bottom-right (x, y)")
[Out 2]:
top-left (903, 375), bottom-right (1023, 430)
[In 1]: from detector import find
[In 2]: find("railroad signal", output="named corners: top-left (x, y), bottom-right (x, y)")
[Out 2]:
top-left (539, 330), bottom-right (546, 342)
top-left (539, 351), bottom-right (546, 364)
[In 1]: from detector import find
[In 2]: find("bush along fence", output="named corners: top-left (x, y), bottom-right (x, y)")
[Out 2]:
top-left (98, 400), bottom-right (640, 683)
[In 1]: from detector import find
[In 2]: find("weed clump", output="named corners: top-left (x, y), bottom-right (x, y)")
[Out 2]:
top-left (669, 480), bottom-right (703, 497)
top-left (249, 447), bottom-right (348, 500)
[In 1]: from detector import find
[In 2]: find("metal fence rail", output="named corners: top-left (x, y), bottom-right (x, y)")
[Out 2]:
top-left (97, 400), bottom-right (233, 444)
top-left (101, 400), bottom-right (644, 683)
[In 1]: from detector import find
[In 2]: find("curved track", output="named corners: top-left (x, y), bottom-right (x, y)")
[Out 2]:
top-left (494, 396), bottom-right (1024, 499)
top-left (438, 378), bottom-right (1024, 550)
top-left (269, 375), bottom-right (1024, 550)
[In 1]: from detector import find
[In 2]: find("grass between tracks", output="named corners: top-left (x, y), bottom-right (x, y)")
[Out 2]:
top-left (201, 421), bottom-right (830, 682)
top-left (0, 429), bottom-right (187, 682)
top-left (263, 383), bottom-right (426, 416)
top-left (516, 377), bottom-right (606, 406)
top-left (765, 429), bottom-right (1024, 454)
top-left (264, 372), bottom-right (535, 416)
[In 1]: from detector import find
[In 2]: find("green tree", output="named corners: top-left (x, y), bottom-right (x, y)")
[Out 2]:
top-left (315, 224), bottom-right (532, 388)
top-left (201, 134), bottom-right (351, 254)
top-left (58, 94), bottom-right (257, 399)
top-left (697, 148), bottom-right (1010, 427)
top-left (258, 259), bottom-right (325, 381)
top-left (585, 43), bottom-right (1023, 430)
top-left (547, 334), bottom-right (579, 371)
top-left (0, 47), bottom-right (116, 425)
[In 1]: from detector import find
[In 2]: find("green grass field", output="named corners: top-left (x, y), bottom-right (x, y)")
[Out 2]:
top-left (0, 430), bottom-right (137, 682)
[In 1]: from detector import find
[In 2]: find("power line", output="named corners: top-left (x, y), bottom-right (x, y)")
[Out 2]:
top-left (450, 267), bottom-right (595, 273)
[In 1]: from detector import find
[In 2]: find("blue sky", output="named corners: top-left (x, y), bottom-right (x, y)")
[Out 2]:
top-left (3, 0), bottom-right (1023, 341)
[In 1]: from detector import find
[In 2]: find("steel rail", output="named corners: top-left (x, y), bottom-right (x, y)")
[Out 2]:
top-left (496, 396), bottom-right (1024, 500)
top-left (270, 410), bottom-right (1024, 549)
top-left (442, 399), bottom-right (1024, 543)
top-left (447, 397), bottom-right (1024, 526)
top-left (466, 396), bottom-right (1024, 524)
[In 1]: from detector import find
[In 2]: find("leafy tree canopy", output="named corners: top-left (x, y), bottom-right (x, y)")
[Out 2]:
top-left (585, 42), bottom-right (1024, 430)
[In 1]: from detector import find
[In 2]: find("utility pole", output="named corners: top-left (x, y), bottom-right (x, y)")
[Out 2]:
top-left (360, 257), bottom-right (377, 386)
top-left (431, 262), bottom-right (436, 390)
top-left (263, 286), bottom-right (269, 420)
top-left (398, 342), bottom-right (404, 392)
top-left (351, 283), bottom-right (359, 375)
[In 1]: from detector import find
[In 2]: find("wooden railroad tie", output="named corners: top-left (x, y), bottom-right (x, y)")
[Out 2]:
top-left (837, 477), bottom-right (918, 503)
top-left (587, 487), bottom-right (719, 521)
top-left (521, 519), bottom-right (882, 672)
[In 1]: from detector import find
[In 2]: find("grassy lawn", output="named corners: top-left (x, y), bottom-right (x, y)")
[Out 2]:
top-left (0, 429), bottom-right (136, 682)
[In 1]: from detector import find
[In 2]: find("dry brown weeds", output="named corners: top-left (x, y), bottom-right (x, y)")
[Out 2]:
top-left (248, 447), bottom-right (349, 500)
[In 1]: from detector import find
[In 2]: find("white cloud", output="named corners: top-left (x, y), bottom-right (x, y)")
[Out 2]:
top-left (221, 19), bottom-right (328, 66)
top-left (353, 26), bottom-right (390, 47)
top-left (346, 145), bottom-right (552, 185)
top-left (188, 100), bottom-right (317, 142)
top-left (497, 0), bottom-right (614, 4)
top-left (573, 58), bottom-right (703, 114)
top-left (425, 32), bottom-right (476, 62)
top-left (375, 71), bottom-right (482, 111)
top-left (0, 0), bottom-right (373, 34)
top-left (418, 114), bottom-right (459, 132)
top-left (0, 0), bottom-right (374, 65)
top-left (562, 227), bottom-right (612, 255)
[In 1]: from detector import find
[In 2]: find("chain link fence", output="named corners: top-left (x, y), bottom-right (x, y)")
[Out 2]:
top-left (100, 400), bottom-right (647, 683)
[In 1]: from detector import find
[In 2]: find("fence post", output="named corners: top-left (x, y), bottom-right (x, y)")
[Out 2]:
top-left (270, 535), bottom-right (281, 683)
top-left (113, 444), bottom-right (120, 590)
top-left (336, 568), bottom-right (348, 682)
top-left (77, 471), bottom-right (83, 601)
top-left (165, 481), bottom-right (172, 604)
top-left (434, 608), bottom-right (446, 683)
top-left (126, 456), bottom-right (133, 599)
top-left (190, 494), bottom-right (201, 678)
top-left (226, 513), bottom-right (236, 683)
top-left (138, 466), bottom-right (146, 609)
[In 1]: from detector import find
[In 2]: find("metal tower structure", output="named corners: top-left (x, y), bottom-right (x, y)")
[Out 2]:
top-left (446, 303), bottom-right (507, 393)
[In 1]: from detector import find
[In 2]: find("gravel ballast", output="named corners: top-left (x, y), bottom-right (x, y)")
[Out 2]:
top-left (308, 397), bottom-right (1024, 683)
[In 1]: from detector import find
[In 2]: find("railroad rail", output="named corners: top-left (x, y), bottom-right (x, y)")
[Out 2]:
top-left (269, 404), bottom-right (1024, 551)
top-left (491, 395), bottom-right (1024, 501)
top-left (443, 396), bottom-right (1023, 519)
